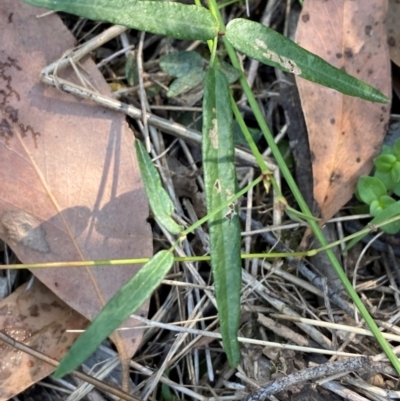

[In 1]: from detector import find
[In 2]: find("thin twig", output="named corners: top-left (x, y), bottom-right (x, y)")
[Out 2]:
top-left (244, 357), bottom-right (371, 401)
top-left (41, 74), bottom-right (270, 168)
top-left (270, 314), bottom-right (400, 342)
top-left (129, 314), bottom-right (359, 357)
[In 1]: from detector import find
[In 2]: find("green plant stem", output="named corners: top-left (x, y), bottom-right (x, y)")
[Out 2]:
top-left (229, 97), bottom-right (269, 173)
top-left (207, 0), bottom-right (400, 373)
top-left (218, 0), bottom-right (242, 8)
top-left (0, 252), bottom-right (309, 270)
top-left (314, 213), bottom-right (400, 253)
top-left (181, 174), bottom-right (263, 236)
top-left (230, 95), bottom-right (284, 197)
top-left (10, 212), bottom-right (400, 270)
top-left (209, 36), bottom-right (218, 66)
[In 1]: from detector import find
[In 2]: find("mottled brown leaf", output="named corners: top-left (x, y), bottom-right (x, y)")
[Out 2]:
top-left (0, 0), bottom-right (152, 378)
top-left (0, 281), bottom-right (88, 401)
top-left (387, 0), bottom-right (400, 66)
top-left (295, 0), bottom-right (391, 221)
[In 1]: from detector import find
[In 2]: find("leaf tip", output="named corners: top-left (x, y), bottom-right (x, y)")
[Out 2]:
top-left (53, 364), bottom-right (69, 380)
top-left (366, 87), bottom-right (390, 104)
top-left (375, 93), bottom-right (390, 104)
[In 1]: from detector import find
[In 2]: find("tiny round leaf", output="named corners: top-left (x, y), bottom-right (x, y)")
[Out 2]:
top-left (357, 176), bottom-right (387, 205)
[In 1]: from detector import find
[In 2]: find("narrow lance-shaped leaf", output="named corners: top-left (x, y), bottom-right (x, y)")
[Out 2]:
top-left (54, 250), bottom-right (174, 378)
top-left (135, 140), bottom-right (183, 235)
top-left (202, 66), bottom-right (242, 367)
top-left (23, 0), bottom-right (218, 41)
top-left (225, 19), bottom-right (388, 103)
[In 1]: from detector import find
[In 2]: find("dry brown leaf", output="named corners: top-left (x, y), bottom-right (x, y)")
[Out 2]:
top-left (0, 280), bottom-right (88, 400)
top-left (387, 0), bottom-right (400, 66)
top-left (295, 0), bottom-right (391, 221)
top-left (0, 0), bottom-right (152, 379)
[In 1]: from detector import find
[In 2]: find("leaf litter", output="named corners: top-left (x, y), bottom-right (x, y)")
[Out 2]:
top-left (0, 0), bottom-right (400, 400)
top-left (0, 281), bottom-right (87, 400)
top-left (387, 0), bottom-right (400, 67)
top-left (295, 0), bottom-right (391, 222)
top-left (0, 0), bottom-right (152, 395)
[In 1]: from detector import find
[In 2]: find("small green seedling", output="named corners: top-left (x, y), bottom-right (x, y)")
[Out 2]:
top-left (374, 140), bottom-right (400, 196)
top-left (350, 138), bottom-right (400, 247)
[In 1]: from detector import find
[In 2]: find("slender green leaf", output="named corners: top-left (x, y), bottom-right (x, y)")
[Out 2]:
top-left (160, 51), bottom-right (205, 77)
top-left (135, 140), bottom-right (183, 235)
top-left (207, 0), bottom-right (400, 375)
top-left (285, 206), bottom-right (320, 223)
top-left (167, 69), bottom-right (206, 97)
top-left (202, 66), bottom-right (241, 367)
top-left (54, 250), bottom-right (174, 378)
top-left (23, 0), bottom-right (219, 41)
top-left (225, 19), bottom-right (388, 103)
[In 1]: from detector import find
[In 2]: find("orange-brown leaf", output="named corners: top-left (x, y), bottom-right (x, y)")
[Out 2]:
top-left (0, 281), bottom-right (88, 400)
top-left (295, 0), bottom-right (391, 221)
top-left (0, 0), bottom-right (152, 371)
top-left (387, 0), bottom-right (400, 66)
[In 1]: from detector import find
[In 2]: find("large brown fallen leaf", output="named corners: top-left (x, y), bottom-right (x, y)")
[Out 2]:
top-left (0, 0), bottom-right (152, 383)
top-left (387, 0), bottom-right (400, 67)
top-left (295, 0), bottom-right (391, 221)
top-left (0, 280), bottom-right (88, 400)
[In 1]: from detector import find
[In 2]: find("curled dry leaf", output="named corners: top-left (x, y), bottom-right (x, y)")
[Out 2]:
top-left (0, 281), bottom-right (88, 400)
top-left (295, 0), bottom-right (391, 221)
top-left (387, 0), bottom-right (400, 66)
top-left (0, 0), bottom-right (152, 382)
